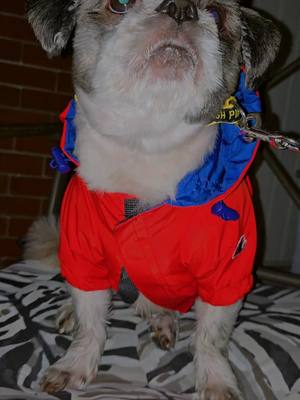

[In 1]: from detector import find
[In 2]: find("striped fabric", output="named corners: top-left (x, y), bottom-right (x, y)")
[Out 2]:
top-left (0, 262), bottom-right (299, 400)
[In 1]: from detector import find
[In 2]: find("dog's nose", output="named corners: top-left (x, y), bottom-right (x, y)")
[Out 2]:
top-left (155, 0), bottom-right (199, 24)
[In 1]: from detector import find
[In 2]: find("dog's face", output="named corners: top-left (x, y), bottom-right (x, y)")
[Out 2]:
top-left (27, 0), bottom-right (280, 144)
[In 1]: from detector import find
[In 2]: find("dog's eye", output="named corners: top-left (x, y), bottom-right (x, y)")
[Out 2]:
top-left (107, 0), bottom-right (136, 14)
top-left (207, 6), bottom-right (220, 24)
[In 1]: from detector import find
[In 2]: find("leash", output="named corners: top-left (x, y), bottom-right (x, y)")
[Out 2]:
top-left (208, 96), bottom-right (300, 153)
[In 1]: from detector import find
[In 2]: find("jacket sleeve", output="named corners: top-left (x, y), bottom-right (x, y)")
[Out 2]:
top-left (59, 174), bottom-right (111, 291)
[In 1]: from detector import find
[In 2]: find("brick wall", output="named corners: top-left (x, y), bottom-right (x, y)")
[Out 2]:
top-left (0, 1), bottom-right (73, 267)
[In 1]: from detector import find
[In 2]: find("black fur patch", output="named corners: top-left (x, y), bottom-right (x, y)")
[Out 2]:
top-left (240, 7), bottom-right (281, 88)
top-left (27, 0), bottom-right (79, 55)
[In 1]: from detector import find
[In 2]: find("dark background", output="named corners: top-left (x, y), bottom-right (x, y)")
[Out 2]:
top-left (0, 1), bottom-right (73, 266)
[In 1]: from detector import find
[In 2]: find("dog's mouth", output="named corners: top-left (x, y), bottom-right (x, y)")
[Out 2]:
top-left (146, 41), bottom-right (197, 80)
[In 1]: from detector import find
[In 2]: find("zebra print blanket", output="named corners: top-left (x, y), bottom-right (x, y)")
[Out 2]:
top-left (0, 261), bottom-right (299, 400)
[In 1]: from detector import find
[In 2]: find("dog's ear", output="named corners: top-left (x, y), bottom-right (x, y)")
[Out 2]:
top-left (240, 7), bottom-right (281, 88)
top-left (27, 0), bottom-right (79, 56)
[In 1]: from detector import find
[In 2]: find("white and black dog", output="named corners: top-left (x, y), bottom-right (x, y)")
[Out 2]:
top-left (26, 0), bottom-right (280, 398)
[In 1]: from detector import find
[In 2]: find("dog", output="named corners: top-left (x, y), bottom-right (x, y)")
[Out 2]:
top-left (26, 0), bottom-right (281, 398)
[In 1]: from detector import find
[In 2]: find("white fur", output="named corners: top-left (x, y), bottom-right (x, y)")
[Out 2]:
top-left (75, 6), bottom-right (222, 203)
top-left (56, 302), bottom-right (75, 334)
top-left (45, 288), bottom-right (242, 397)
top-left (150, 313), bottom-right (178, 350)
top-left (77, 121), bottom-right (217, 203)
top-left (134, 292), bottom-right (167, 318)
top-left (194, 299), bottom-right (242, 399)
top-left (55, 292), bottom-right (167, 335)
top-left (23, 216), bottom-right (60, 270)
top-left (26, 1), bottom-right (267, 397)
top-left (41, 287), bottom-right (110, 392)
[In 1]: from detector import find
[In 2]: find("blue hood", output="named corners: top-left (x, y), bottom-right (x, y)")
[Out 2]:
top-left (167, 72), bottom-right (261, 206)
top-left (51, 71), bottom-right (261, 207)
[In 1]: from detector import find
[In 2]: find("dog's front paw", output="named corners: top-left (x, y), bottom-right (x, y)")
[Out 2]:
top-left (41, 366), bottom-right (83, 393)
top-left (199, 385), bottom-right (240, 400)
top-left (56, 303), bottom-right (75, 334)
top-left (150, 313), bottom-right (177, 350)
top-left (41, 361), bottom-right (97, 393)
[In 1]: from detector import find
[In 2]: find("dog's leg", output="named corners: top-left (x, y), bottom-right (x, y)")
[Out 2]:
top-left (41, 287), bottom-right (110, 393)
top-left (56, 301), bottom-right (75, 335)
top-left (195, 299), bottom-right (242, 400)
top-left (135, 294), bottom-right (177, 350)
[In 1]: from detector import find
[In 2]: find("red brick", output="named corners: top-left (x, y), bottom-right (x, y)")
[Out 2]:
top-left (21, 89), bottom-right (71, 112)
top-left (0, 108), bottom-right (56, 124)
top-left (0, 85), bottom-right (21, 107)
top-left (0, 152), bottom-right (44, 175)
top-left (8, 217), bottom-right (35, 237)
top-left (0, 216), bottom-right (8, 236)
top-left (10, 176), bottom-right (53, 197)
top-left (15, 134), bottom-right (59, 155)
top-left (0, 195), bottom-right (41, 216)
top-left (0, 175), bottom-right (9, 194)
top-left (41, 198), bottom-right (50, 214)
top-left (44, 157), bottom-right (56, 177)
top-left (0, 2), bottom-right (26, 15)
top-left (0, 14), bottom-right (35, 42)
top-left (0, 62), bottom-right (56, 90)
top-left (0, 138), bottom-right (14, 150)
top-left (0, 238), bottom-right (20, 257)
top-left (57, 73), bottom-right (74, 94)
top-left (0, 38), bottom-right (22, 62)
top-left (22, 43), bottom-right (72, 70)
